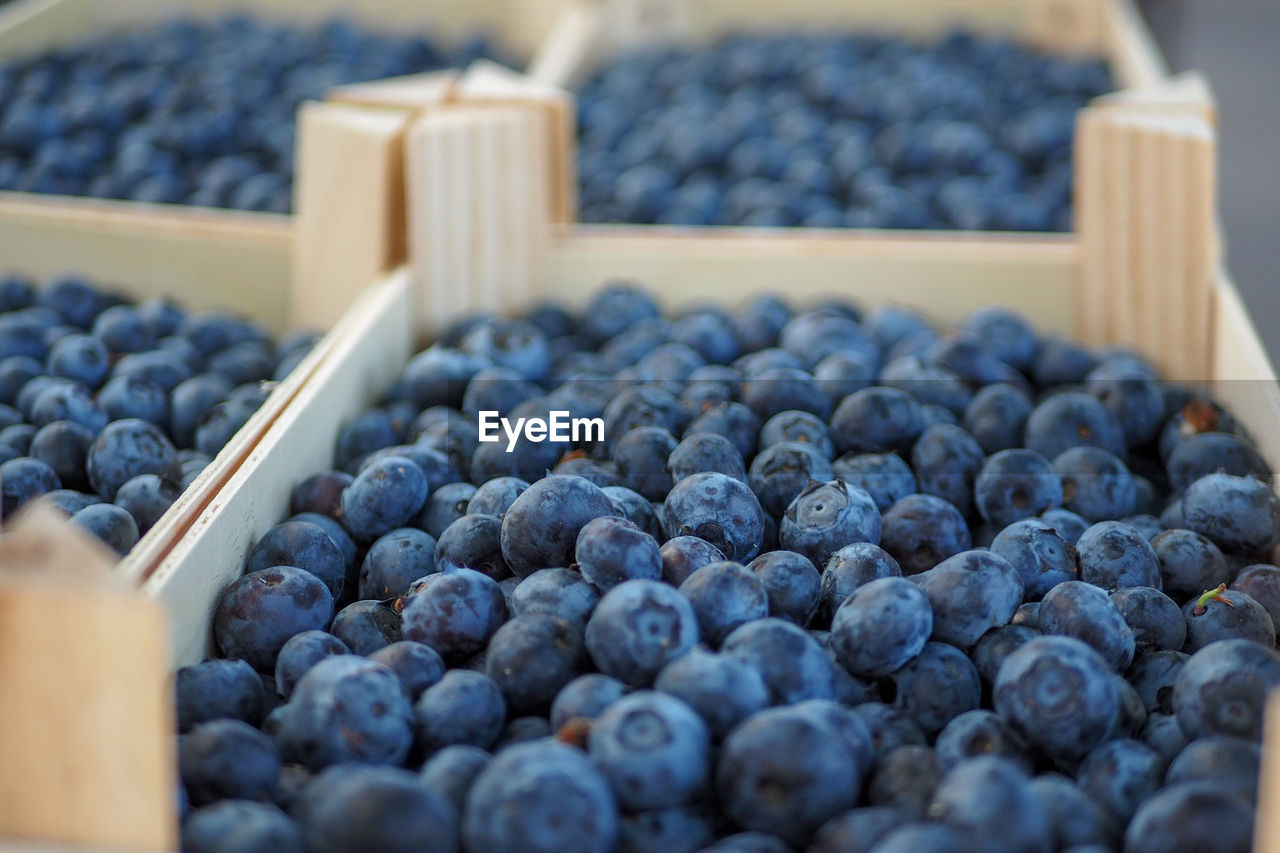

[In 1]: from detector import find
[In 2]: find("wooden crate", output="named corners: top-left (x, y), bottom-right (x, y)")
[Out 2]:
top-left (0, 0), bottom-right (573, 231)
top-left (529, 0), bottom-right (1168, 239)
top-left (0, 204), bottom-right (340, 589)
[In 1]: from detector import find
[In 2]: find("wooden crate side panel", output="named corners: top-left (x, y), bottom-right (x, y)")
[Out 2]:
top-left (144, 273), bottom-right (415, 666)
top-left (0, 0), bottom-right (93, 60)
top-left (1212, 274), bottom-right (1280, 477)
top-left (0, 198), bottom-right (295, 332)
top-left (545, 228), bottom-right (1079, 335)
top-left (1098, 0), bottom-right (1168, 89)
top-left (0, 508), bottom-right (175, 851)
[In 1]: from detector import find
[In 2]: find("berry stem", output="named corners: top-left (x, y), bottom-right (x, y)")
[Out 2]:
top-left (1192, 583), bottom-right (1233, 616)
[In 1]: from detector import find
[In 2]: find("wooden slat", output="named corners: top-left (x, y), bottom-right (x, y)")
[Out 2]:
top-left (292, 101), bottom-right (415, 331)
top-left (405, 106), bottom-right (551, 333)
top-left (546, 226), bottom-right (1079, 334)
top-left (528, 0), bottom-right (603, 88)
top-left (326, 69), bottom-right (460, 113)
top-left (1026, 0), bottom-right (1107, 55)
top-left (1212, 272), bottom-right (1280, 477)
top-left (145, 271), bottom-right (415, 666)
top-left (1098, 0), bottom-right (1169, 89)
top-left (0, 507), bottom-right (174, 851)
top-left (0, 197), bottom-right (294, 332)
top-left (454, 60), bottom-right (578, 224)
top-left (1258, 690), bottom-right (1280, 853)
top-left (1074, 82), bottom-right (1217, 380)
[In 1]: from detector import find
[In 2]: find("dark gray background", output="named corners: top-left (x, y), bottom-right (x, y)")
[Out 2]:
top-left (1140, 0), bottom-right (1279, 362)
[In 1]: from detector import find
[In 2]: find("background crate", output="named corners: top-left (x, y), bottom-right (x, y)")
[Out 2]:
top-left (529, 0), bottom-right (1168, 238)
top-left (0, 205), bottom-right (341, 587)
top-left (0, 0), bottom-right (573, 229)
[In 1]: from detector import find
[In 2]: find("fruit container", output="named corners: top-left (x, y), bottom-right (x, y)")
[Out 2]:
top-left (531, 0), bottom-right (1168, 234)
top-left (0, 0), bottom-right (572, 230)
top-left (0, 202), bottom-right (334, 583)
top-left (6, 55), bottom-right (1280, 853)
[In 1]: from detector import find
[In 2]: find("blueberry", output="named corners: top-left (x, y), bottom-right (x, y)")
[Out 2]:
top-left (1027, 774), bottom-right (1120, 849)
top-left (1075, 738), bottom-right (1164, 823)
top-left (685, 401), bottom-right (762, 459)
top-left (29, 383), bottom-right (106, 433)
top-left (401, 567), bottom-right (505, 662)
top-left (296, 765), bottom-right (458, 853)
top-left (358, 527), bottom-right (436, 599)
top-left (414, 669), bottom-right (506, 753)
top-left (509, 567), bottom-right (601, 629)
top-left (747, 440), bottom-right (835, 517)
top-left (1052, 445), bottom-right (1137, 522)
top-left (416, 480), bottom-right (478, 537)
top-left (779, 479), bottom-right (880, 569)
top-left (179, 718), bottom-right (280, 806)
top-left (1123, 782), bottom-right (1254, 853)
top-left (830, 387), bottom-right (923, 455)
top-left (338, 455), bottom-right (429, 543)
top-left (653, 646), bottom-right (767, 740)
top-left (270, 631), bottom-right (350, 700)
top-left (485, 613), bottom-right (584, 714)
top-left (1076, 520), bottom-right (1162, 589)
top-left (654, 536), bottom-right (722, 587)
top-left (420, 744), bottom-right (491, 811)
top-left (807, 807), bottom-right (903, 853)
top-left (28, 419), bottom-right (94, 490)
top-left (885, 641), bottom-right (980, 738)
top-left (467, 475), bottom-right (529, 517)
top-left (575, 515), bottom-right (662, 592)
top-left (716, 703), bottom-right (865, 844)
top-left (85, 417), bottom-right (177, 500)
top-left (819, 542), bottom-right (902, 622)
top-left (585, 579), bottom-right (698, 687)
top-left (1230, 563), bottom-right (1280, 627)
top-left (759, 409), bottom-right (834, 457)
top-left (1183, 472), bottom-right (1280, 557)
top-left (213, 566), bottom-right (334, 672)
top-left (329, 599), bottom-right (401, 655)
top-left (989, 518), bottom-right (1080, 598)
top-left (617, 807), bottom-right (714, 853)
top-left (962, 383), bottom-right (1033, 455)
top-left (1024, 391), bottom-right (1126, 460)
top-left (1166, 432), bottom-right (1271, 492)
top-left (1165, 735), bottom-right (1261, 800)
top-left (932, 757), bottom-right (1053, 851)
top-left (69, 501), bottom-right (139, 554)
top-left (934, 710), bottom-right (1030, 771)
top-left (273, 655), bottom-right (412, 769)
top-left (0, 455), bottom-right (60, 515)
top-left (869, 822), bottom-right (974, 853)
top-left (613, 426), bottom-right (677, 501)
top-left (722, 617), bottom-right (834, 704)
top-left (663, 471), bottom-right (765, 562)
top-left (1111, 586), bottom-right (1186, 651)
top-left (974, 448), bottom-right (1062, 527)
top-left (831, 451), bottom-right (917, 512)
top-left (830, 576), bottom-right (931, 677)
top-left (1039, 580), bottom-right (1136, 671)
top-left (181, 801), bottom-right (303, 853)
top-left (175, 658), bottom-right (263, 731)
top-left (500, 475), bottom-right (617, 577)
top-left (435, 513), bottom-right (508, 580)
top-left (851, 702), bottom-right (927, 761)
top-left (700, 833), bottom-right (791, 853)
top-left (1135, 533), bottom-right (1225, 609)
top-left (462, 740), bottom-right (619, 853)
top-left (1126, 648), bottom-right (1188, 715)
top-left (912, 549), bottom-right (1023, 648)
top-left (587, 690), bottom-right (710, 810)
top-left (1182, 586), bottom-right (1275, 650)
top-left (246, 519), bottom-right (347, 599)
top-left (550, 673), bottom-right (627, 732)
top-left (674, 562), bottom-right (765, 645)
top-left (994, 636), bottom-right (1120, 761)
top-left (1086, 362), bottom-right (1165, 448)
top-left (879, 494), bottom-right (972, 575)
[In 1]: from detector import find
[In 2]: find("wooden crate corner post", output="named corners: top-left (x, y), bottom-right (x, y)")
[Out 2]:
top-left (1258, 689), bottom-right (1280, 853)
top-left (404, 101), bottom-right (554, 335)
top-left (0, 505), bottom-right (175, 851)
top-left (291, 100), bottom-right (418, 332)
top-left (1074, 76), bottom-right (1218, 381)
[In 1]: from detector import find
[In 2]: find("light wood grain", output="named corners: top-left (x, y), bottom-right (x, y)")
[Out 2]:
top-left (292, 102), bottom-right (414, 331)
top-left (1257, 695), bottom-right (1280, 853)
top-left (327, 69), bottom-right (460, 113)
top-left (145, 272), bottom-right (414, 666)
top-left (0, 507), bottom-right (175, 851)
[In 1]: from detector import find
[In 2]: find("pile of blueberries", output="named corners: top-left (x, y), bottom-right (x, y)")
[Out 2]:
top-left (576, 31), bottom-right (1112, 229)
top-left (177, 283), bottom-right (1278, 853)
top-left (0, 16), bottom-right (498, 211)
top-left (0, 274), bottom-right (316, 554)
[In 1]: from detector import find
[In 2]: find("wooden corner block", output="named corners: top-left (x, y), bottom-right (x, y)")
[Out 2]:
top-left (1091, 71), bottom-right (1217, 127)
top-left (0, 505), bottom-right (175, 851)
top-left (292, 101), bottom-right (415, 331)
top-left (1258, 689), bottom-right (1280, 853)
top-left (405, 106), bottom-right (550, 336)
top-left (1074, 99), bottom-right (1217, 381)
top-left (454, 59), bottom-right (579, 224)
top-left (528, 0), bottom-right (604, 89)
top-left (1026, 0), bottom-right (1107, 55)
top-left (326, 69), bottom-right (460, 113)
